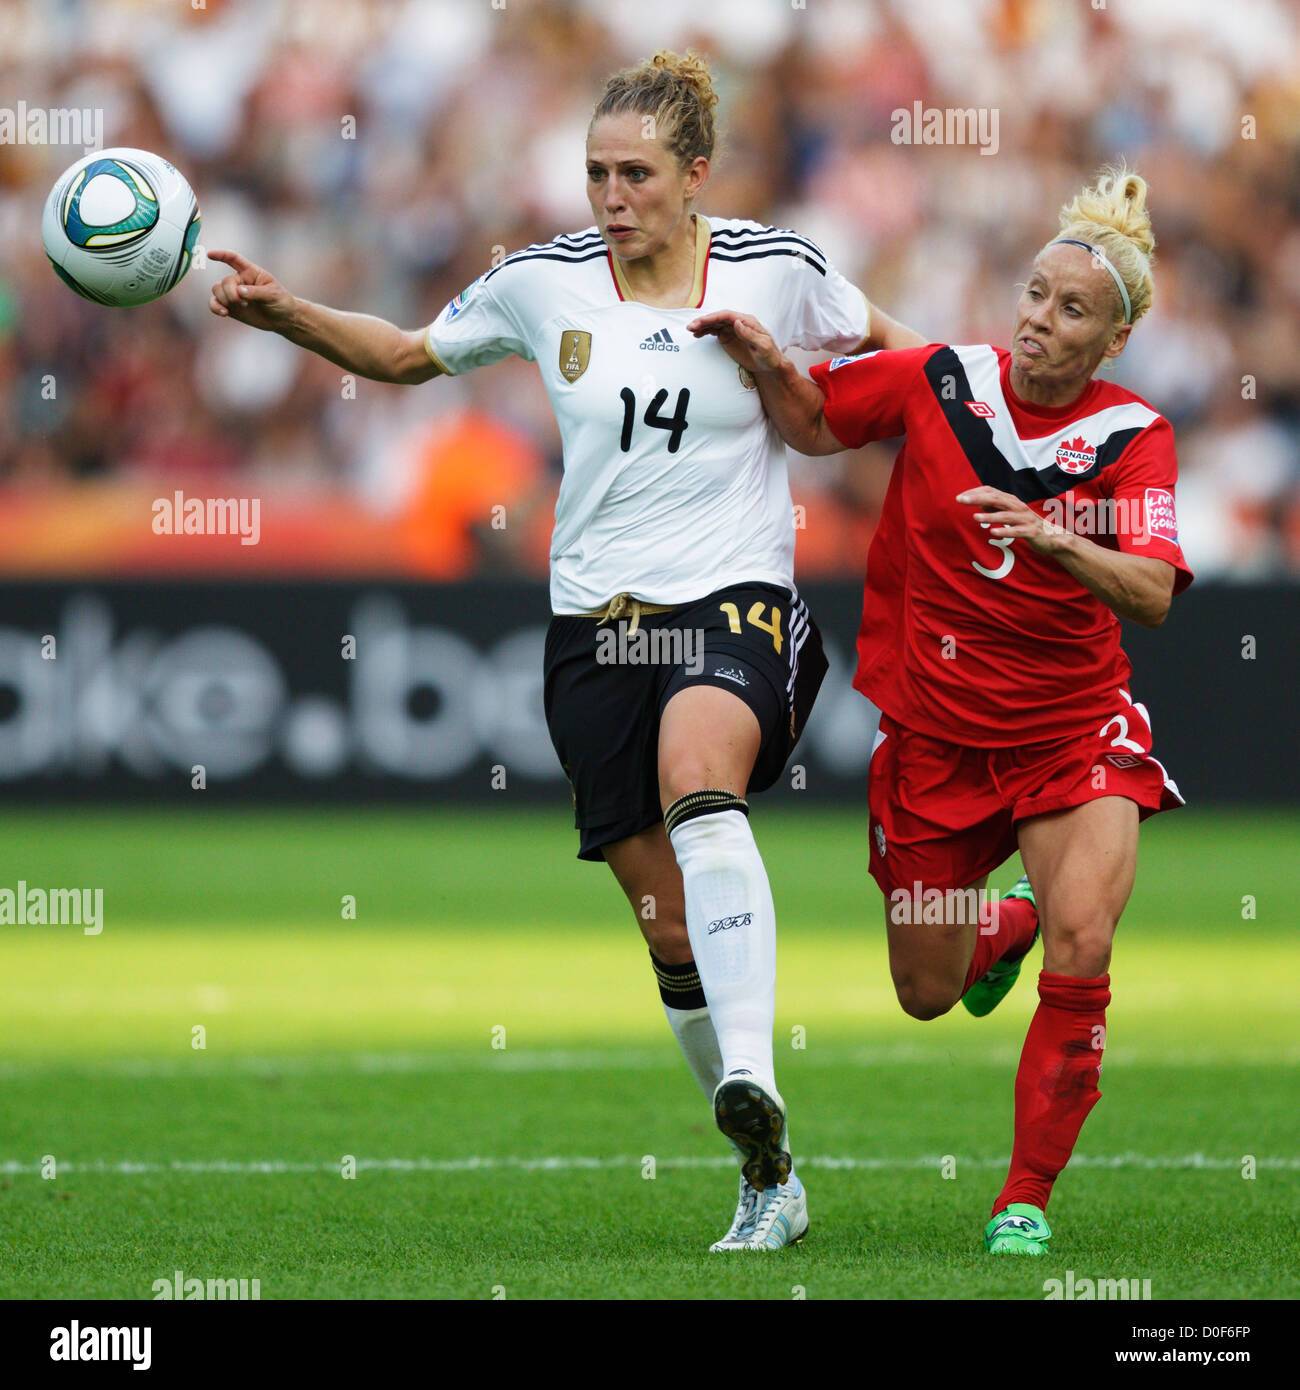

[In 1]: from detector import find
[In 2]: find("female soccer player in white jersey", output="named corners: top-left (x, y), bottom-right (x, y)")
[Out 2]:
top-left (692, 168), bottom-right (1193, 1255)
top-left (205, 50), bottom-right (924, 1251)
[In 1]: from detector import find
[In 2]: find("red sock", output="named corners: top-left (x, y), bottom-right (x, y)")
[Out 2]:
top-left (993, 971), bottom-right (1110, 1215)
top-left (962, 895), bottom-right (1039, 993)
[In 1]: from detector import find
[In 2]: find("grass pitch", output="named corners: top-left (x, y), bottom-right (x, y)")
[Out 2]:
top-left (1, 806), bottom-right (1296, 1299)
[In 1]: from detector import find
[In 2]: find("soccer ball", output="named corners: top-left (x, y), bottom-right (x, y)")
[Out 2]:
top-left (41, 147), bottom-right (201, 307)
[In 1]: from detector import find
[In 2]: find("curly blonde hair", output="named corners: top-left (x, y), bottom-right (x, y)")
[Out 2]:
top-left (591, 49), bottom-right (720, 171)
top-left (1053, 165), bottom-right (1156, 323)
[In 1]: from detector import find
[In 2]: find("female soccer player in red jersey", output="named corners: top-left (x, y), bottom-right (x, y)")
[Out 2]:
top-left (691, 168), bottom-right (1193, 1254)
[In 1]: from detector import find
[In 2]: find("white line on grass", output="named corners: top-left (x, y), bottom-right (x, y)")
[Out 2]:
top-left (2, 1153), bottom-right (1297, 1177)
top-left (1, 1043), bottom-right (1296, 1079)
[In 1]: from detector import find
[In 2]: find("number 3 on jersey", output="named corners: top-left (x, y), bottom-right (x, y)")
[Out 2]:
top-left (619, 387), bottom-right (690, 453)
top-left (972, 535), bottom-right (1016, 580)
top-left (719, 600), bottom-right (783, 654)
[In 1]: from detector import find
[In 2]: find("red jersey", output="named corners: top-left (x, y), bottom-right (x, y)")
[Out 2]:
top-left (808, 344), bottom-right (1194, 746)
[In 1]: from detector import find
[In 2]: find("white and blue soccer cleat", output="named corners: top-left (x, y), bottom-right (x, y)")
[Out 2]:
top-left (709, 1174), bottom-right (763, 1251)
top-left (709, 1172), bottom-right (810, 1251)
top-left (745, 1174), bottom-right (809, 1250)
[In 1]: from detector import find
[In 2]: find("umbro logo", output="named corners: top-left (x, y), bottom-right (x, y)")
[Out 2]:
top-left (639, 329), bottom-right (680, 352)
top-left (965, 400), bottom-right (995, 418)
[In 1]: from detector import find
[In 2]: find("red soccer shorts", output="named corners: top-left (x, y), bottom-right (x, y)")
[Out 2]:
top-left (866, 690), bottom-right (1184, 897)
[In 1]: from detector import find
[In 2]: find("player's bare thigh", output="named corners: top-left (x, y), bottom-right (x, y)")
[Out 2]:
top-left (657, 684), bottom-right (762, 809)
top-left (884, 874), bottom-right (989, 1021)
top-left (1016, 796), bottom-right (1139, 978)
top-left (602, 687), bottom-right (762, 965)
top-left (602, 824), bottom-right (691, 964)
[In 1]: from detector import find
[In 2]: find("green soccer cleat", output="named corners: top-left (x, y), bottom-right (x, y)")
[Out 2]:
top-left (985, 1203), bottom-right (1051, 1254)
top-left (962, 875), bottom-right (1039, 1018)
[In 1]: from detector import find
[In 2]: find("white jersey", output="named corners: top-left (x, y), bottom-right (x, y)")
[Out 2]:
top-left (424, 214), bottom-right (869, 613)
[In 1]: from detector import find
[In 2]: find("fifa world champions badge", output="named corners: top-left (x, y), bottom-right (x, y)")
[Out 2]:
top-left (559, 330), bottom-right (592, 382)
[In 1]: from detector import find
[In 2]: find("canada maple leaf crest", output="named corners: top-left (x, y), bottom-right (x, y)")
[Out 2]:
top-left (1055, 434), bottom-right (1096, 475)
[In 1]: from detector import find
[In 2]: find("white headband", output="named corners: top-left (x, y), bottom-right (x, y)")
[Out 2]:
top-left (1052, 237), bottom-right (1133, 323)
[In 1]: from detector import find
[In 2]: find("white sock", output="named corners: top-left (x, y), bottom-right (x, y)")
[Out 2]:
top-left (663, 1001), bottom-right (754, 1170)
top-left (667, 808), bottom-right (777, 1091)
top-left (662, 1003), bottom-right (724, 1099)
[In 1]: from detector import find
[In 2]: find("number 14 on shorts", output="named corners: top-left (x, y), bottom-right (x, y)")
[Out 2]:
top-left (719, 601), bottom-right (783, 654)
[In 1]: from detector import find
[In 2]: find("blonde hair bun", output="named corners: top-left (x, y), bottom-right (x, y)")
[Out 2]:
top-left (593, 48), bottom-right (719, 170)
top-left (650, 49), bottom-right (720, 117)
top-left (1055, 164), bottom-right (1156, 322)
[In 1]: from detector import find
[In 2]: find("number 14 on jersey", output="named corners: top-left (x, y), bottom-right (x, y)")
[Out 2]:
top-left (618, 386), bottom-right (691, 453)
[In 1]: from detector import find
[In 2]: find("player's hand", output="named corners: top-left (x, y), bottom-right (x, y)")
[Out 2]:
top-left (956, 485), bottom-right (1067, 555)
top-left (687, 310), bottom-right (786, 374)
top-left (207, 249), bottom-right (295, 331)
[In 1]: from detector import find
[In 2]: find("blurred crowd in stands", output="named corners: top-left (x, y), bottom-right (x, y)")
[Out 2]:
top-left (1, 0), bottom-right (1297, 579)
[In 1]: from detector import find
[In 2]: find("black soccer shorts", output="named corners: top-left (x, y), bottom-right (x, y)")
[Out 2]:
top-left (543, 581), bottom-right (828, 860)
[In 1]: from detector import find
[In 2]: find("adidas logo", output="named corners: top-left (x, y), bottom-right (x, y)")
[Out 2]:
top-left (639, 329), bottom-right (680, 352)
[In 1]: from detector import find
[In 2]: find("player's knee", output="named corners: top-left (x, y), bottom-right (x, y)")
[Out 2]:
top-left (893, 972), bottom-right (959, 1022)
top-left (1043, 916), bottom-right (1114, 977)
top-left (659, 759), bottom-right (718, 811)
top-left (640, 911), bottom-right (692, 965)
top-left (1046, 939), bottom-right (1113, 977)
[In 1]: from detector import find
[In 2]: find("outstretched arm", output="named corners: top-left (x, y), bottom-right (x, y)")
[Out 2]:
top-left (208, 249), bottom-right (439, 385)
top-left (687, 310), bottom-right (844, 456)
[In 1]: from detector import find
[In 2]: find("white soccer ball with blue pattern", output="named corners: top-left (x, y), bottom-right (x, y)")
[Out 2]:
top-left (41, 147), bottom-right (201, 307)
